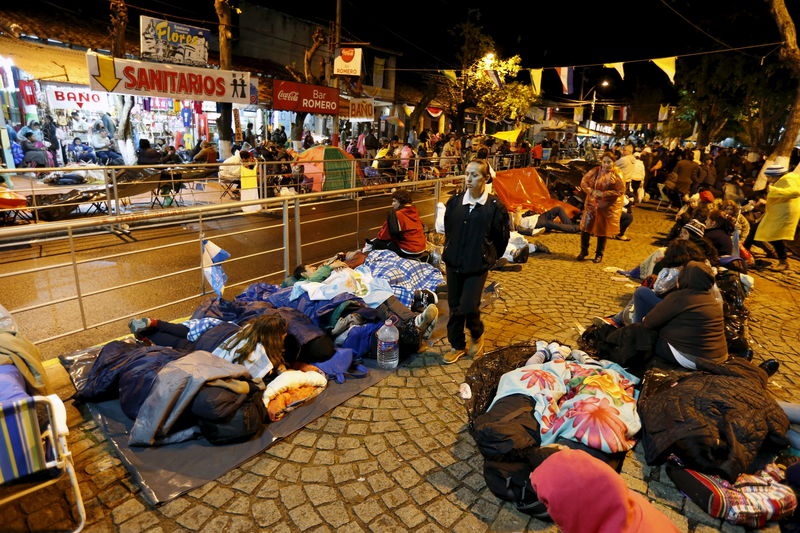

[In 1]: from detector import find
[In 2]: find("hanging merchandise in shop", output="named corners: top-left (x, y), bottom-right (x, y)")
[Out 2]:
top-left (140, 15), bottom-right (210, 66)
top-left (333, 48), bottom-right (362, 76)
top-left (272, 80), bottom-right (339, 114)
top-left (86, 51), bottom-right (251, 104)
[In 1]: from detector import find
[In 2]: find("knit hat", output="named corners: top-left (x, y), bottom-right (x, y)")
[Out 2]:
top-left (764, 164), bottom-right (788, 177)
top-left (683, 219), bottom-right (706, 238)
top-left (698, 190), bottom-right (715, 203)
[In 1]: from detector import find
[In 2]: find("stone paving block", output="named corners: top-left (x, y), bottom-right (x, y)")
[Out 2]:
top-left (288, 447), bottom-right (315, 463)
top-left (159, 498), bottom-right (191, 518)
top-left (367, 472), bottom-right (395, 493)
top-left (280, 484), bottom-right (307, 509)
top-left (226, 495), bottom-right (250, 515)
top-left (98, 483), bottom-right (131, 507)
top-left (315, 450), bottom-right (336, 465)
top-left (305, 484), bottom-right (338, 505)
top-left (202, 486), bottom-right (234, 508)
top-left (380, 486), bottom-right (409, 508)
top-left (112, 498), bottom-right (145, 525)
top-left (317, 434), bottom-right (337, 450)
top-left (289, 502), bottom-right (324, 530)
top-left (318, 501), bottom-right (350, 528)
top-left (336, 522), bottom-right (367, 533)
top-left (410, 484), bottom-right (440, 506)
top-left (337, 436), bottom-right (361, 449)
top-left (330, 464), bottom-right (357, 484)
top-left (652, 502), bottom-right (689, 531)
top-left (452, 512), bottom-right (488, 533)
top-left (301, 465), bottom-right (332, 483)
top-left (175, 503), bottom-right (214, 531)
top-left (353, 500), bottom-right (383, 523)
top-left (251, 499), bottom-right (282, 528)
top-left (266, 441), bottom-right (294, 459)
top-left (396, 504), bottom-right (427, 528)
top-left (119, 511), bottom-right (159, 533)
top-left (273, 462), bottom-right (301, 482)
top-left (358, 459), bottom-right (380, 476)
top-left (25, 501), bottom-right (71, 531)
top-left (410, 456), bottom-right (437, 475)
top-left (392, 466), bottom-right (422, 489)
top-left (255, 482), bottom-right (280, 499)
top-left (340, 481), bottom-right (371, 502)
top-left (425, 497), bottom-right (462, 528)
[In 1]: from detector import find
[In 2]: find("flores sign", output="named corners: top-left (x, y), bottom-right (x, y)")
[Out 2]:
top-left (45, 84), bottom-right (113, 111)
top-left (140, 15), bottom-right (210, 66)
top-left (273, 80), bottom-right (338, 115)
top-left (86, 52), bottom-right (250, 104)
top-left (333, 48), bottom-right (362, 76)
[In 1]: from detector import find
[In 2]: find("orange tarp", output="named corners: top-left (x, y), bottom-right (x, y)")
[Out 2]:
top-left (492, 168), bottom-right (580, 218)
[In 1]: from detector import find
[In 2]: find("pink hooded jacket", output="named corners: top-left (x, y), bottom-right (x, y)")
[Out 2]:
top-left (530, 449), bottom-right (680, 533)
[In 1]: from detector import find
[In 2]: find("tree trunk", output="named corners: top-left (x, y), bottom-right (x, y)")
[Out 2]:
top-left (453, 101), bottom-right (470, 135)
top-left (291, 112), bottom-right (308, 142)
top-left (109, 0), bottom-right (135, 163)
top-left (215, 0), bottom-right (233, 159)
top-left (758, 0), bottom-right (800, 189)
top-left (408, 82), bottom-right (438, 137)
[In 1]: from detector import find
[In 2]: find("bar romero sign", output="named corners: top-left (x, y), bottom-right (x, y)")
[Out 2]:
top-left (272, 80), bottom-right (339, 114)
top-left (86, 51), bottom-right (250, 104)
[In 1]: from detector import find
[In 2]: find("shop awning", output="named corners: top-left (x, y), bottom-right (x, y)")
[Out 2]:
top-left (0, 37), bottom-right (89, 85)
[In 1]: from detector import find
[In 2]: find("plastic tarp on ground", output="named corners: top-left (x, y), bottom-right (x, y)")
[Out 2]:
top-left (61, 345), bottom-right (393, 505)
top-left (295, 146), bottom-right (361, 192)
top-left (492, 167), bottom-right (581, 217)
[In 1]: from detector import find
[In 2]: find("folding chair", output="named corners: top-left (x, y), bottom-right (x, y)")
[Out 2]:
top-left (219, 179), bottom-right (239, 200)
top-left (0, 395), bottom-right (85, 532)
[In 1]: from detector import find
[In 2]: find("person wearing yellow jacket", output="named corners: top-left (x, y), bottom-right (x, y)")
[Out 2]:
top-left (754, 164), bottom-right (800, 271)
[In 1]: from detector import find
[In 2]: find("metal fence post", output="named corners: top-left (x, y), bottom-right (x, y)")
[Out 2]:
top-left (413, 157), bottom-right (420, 192)
top-left (111, 168), bottom-right (120, 215)
top-left (282, 199), bottom-right (290, 277)
top-left (103, 167), bottom-right (113, 216)
top-left (355, 196), bottom-right (361, 249)
top-left (198, 213), bottom-right (206, 295)
top-left (67, 227), bottom-right (88, 330)
top-left (294, 197), bottom-right (302, 266)
top-left (435, 179), bottom-right (441, 208)
top-left (350, 159), bottom-right (357, 200)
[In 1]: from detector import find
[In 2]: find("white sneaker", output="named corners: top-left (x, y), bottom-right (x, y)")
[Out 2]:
top-left (531, 227), bottom-right (546, 236)
top-left (414, 304), bottom-right (439, 339)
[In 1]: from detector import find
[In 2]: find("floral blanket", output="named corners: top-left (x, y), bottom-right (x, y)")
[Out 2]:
top-left (488, 360), bottom-right (640, 453)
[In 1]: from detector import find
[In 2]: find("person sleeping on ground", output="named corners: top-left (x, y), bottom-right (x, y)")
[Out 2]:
top-left (512, 205), bottom-right (580, 235)
top-left (642, 261), bottom-right (728, 369)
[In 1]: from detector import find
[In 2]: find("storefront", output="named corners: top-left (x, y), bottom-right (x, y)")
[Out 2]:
top-left (270, 79), bottom-right (339, 150)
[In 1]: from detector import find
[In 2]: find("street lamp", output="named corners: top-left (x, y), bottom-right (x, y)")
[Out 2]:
top-left (579, 80), bottom-right (610, 115)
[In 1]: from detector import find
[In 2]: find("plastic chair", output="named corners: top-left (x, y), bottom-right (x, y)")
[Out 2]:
top-left (0, 395), bottom-right (85, 532)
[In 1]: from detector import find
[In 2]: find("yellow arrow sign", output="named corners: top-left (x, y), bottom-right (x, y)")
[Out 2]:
top-left (92, 55), bottom-right (121, 92)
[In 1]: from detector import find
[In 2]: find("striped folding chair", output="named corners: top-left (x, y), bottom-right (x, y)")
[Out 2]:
top-left (0, 395), bottom-right (85, 532)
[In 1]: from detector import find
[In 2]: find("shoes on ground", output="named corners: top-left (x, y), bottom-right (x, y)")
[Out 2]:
top-left (442, 347), bottom-right (466, 365)
top-left (412, 288), bottom-right (438, 312)
top-left (576, 252), bottom-right (588, 261)
top-left (531, 227), bottom-right (546, 236)
top-left (771, 260), bottom-right (790, 272)
top-left (467, 334), bottom-right (485, 359)
top-left (414, 304), bottom-right (439, 340)
top-left (614, 235), bottom-right (631, 241)
top-left (592, 316), bottom-right (621, 328)
top-left (593, 255), bottom-right (603, 263)
top-left (128, 318), bottom-right (152, 338)
top-left (759, 358), bottom-right (780, 377)
top-left (532, 241), bottom-right (551, 254)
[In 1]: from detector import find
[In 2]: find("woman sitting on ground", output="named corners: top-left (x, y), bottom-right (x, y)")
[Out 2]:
top-left (704, 209), bottom-right (734, 257)
top-left (721, 199), bottom-right (750, 243)
top-left (129, 314), bottom-right (290, 379)
top-left (367, 190), bottom-right (427, 258)
top-left (643, 261), bottom-right (728, 369)
top-left (596, 239), bottom-right (707, 328)
top-left (679, 219), bottom-right (720, 266)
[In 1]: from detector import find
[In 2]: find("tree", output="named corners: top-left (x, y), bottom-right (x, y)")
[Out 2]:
top-left (215, 0), bottom-right (234, 159)
top-left (757, 0), bottom-right (800, 188)
top-left (672, 55), bottom-right (748, 146)
top-left (736, 63), bottom-right (795, 151)
top-left (439, 23), bottom-right (538, 134)
top-left (109, 0), bottom-right (136, 164)
top-left (285, 27), bottom-right (328, 142)
top-left (406, 77), bottom-right (439, 137)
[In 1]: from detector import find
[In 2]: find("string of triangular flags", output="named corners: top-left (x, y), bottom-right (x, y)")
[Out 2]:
top-left (525, 57), bottom-right (675, 96)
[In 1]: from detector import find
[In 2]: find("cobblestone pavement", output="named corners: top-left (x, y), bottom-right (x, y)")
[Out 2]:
top-left (2, 201), bottom-right (798, 533)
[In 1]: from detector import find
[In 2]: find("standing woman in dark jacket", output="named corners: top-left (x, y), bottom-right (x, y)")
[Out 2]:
top-left (441, 159), bottom-right (510, 364)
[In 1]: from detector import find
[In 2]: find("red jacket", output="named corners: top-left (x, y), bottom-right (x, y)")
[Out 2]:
top-left (376, 204), bottom-right (426, 253)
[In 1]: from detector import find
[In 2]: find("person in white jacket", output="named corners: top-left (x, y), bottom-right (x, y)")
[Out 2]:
top-left (631, 152), bottom-right (646, 202)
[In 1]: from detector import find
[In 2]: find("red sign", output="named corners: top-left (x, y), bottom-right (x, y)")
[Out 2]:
top-left (273, 80), bottom-right (339, 115)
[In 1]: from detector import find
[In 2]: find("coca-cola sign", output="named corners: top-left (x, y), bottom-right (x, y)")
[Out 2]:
top-left (273, 80), bottom-right (339, 115)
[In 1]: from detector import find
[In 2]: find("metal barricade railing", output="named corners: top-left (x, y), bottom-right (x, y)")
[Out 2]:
top-left (0, 174), bottom-right (456, 358)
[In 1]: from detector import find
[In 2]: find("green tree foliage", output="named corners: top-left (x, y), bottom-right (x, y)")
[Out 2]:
top-left (439, 23), bottom-right (539, 133)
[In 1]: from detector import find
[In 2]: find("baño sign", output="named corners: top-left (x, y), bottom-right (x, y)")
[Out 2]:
top-left (86, 52), bottom-right (250, 104)
top-left (272, 80), bottom-right (339, 115)
top-left (140, 15), bottom-right (210, 66)
top-left (44, 83), bottom-right (114, 111)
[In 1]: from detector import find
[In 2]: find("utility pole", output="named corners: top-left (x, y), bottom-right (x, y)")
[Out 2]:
top-left (215, 0), bottom-right (233, 159)
top-left (331, 0), bottom-right (341, 147)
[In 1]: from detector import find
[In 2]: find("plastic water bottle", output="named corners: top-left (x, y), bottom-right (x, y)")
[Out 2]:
top-left (376, 319), bottom-right (399, 369)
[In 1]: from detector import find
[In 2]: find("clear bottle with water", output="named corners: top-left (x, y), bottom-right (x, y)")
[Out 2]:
top-left (376, 319), bottom-right (399, 369)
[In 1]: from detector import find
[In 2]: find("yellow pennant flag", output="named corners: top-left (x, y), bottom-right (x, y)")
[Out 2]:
top-left (403, 104), bottom-right (415, 116)
top-left (529, 68), bottom-right (543, 95)
top-left (605, 105), bottom-right (614, 121)
top-left (651, 57), bottom-right (676, 84)
top-left (604, 62), bottom-right (625, 80)
top-left (573, 107), bottom-right (584, 122)
top-left (441, 70), bottom-right (458, 83)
